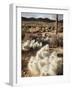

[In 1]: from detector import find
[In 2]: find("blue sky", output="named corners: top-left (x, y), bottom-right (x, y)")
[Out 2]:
top-left (21, 12), bottom-right (63, 20)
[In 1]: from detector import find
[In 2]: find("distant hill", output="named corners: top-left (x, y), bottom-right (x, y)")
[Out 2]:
top-left (22, 17), bottom-right (63, 23)
top-left (58, 20), bottom-right (63, 23)
top-left (22, 17), bottom-right (56, 22)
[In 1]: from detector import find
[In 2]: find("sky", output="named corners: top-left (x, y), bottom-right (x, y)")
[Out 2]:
top-left (21, 12), bottom-right (63, 20)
